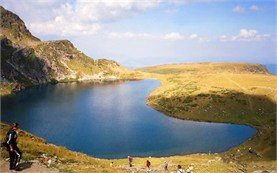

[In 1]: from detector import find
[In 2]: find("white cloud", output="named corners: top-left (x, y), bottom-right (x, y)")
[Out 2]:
top-left (189, 34), bottom-right (199, 40)
top-left (238, 29), bottom-right (257, 38)
top-left (168, 0), bottom-right (225, 5)
top-left (107, 32), bottom-right (120, 39)
top-left (27, 0), bottom-right (161, 36)
top-left (30, 6), bottom-right (101, 37)
top-left (137, 33), bottom-right (154, 39)
top-left (72, 0), bottom-right (161, 23)
top-left (107, 32), bottom-right (211, 42)
top-left (219, 29), bottom-right (270, 42)
top-left (164, 32), bottom-right (184, 41)
top-left (123, 32), bottom-right (135, 38)
top-left (107, 32), bottom-right (154, 39)
top-left (219, 35), bottom-right (228, 42)
top-left (250, 5), bottom-right (262, 11)
top-left (28, 0), bottom-right (63, 7)
top-left (188, 34), bottom-right (209, 42)
top-left (233, 5), bottom-right (245, 13)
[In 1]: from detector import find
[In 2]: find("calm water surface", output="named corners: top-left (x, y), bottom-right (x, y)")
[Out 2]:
top-left (265, 64), bottom-right (277, 75)
top-left (1, 80), bottom-right (255, 158)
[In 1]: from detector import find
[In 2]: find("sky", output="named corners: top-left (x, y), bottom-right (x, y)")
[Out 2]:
top-left (1, 0), bottom-right (276, 68)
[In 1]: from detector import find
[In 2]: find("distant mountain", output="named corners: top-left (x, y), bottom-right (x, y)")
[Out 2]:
top-left (0, 6), bottom-right (134, 93)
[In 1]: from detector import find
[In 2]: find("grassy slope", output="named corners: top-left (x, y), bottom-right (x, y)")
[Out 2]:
top-left (137, 63), bottom-right (276, 163)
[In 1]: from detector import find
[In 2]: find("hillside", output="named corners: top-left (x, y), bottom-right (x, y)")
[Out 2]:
top-left (0, 6), bottom-right (137, 95)
top-left (137, 63), bottom-right (276, 161)
top-left (137, 62), bottom-right (270, 75)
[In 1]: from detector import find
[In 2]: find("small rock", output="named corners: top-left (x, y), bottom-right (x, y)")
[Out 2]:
top-left (47, 159), bottom-right (52, 167)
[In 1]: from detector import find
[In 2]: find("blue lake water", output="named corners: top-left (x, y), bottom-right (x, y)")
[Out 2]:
top-left (1, 80), bottom-right (255, 158)
top-left (265, 64), bottom-right (277, 75)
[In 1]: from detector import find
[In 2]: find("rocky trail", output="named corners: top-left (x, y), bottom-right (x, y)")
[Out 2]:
top-left (0, 160), bottom-right (59, 173)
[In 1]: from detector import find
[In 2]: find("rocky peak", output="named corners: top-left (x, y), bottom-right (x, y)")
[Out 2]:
top-left (0, 6), bottom-right (40, 42)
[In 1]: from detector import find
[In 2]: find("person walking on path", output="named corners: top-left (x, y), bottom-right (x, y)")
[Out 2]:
top-left (6, 123), bottom-right (22, 171)
top-left (128, 156), bottom-right (133, 167)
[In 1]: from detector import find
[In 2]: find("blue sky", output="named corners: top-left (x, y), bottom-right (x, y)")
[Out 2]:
top-left (1, 0), bottom-right (276, 67)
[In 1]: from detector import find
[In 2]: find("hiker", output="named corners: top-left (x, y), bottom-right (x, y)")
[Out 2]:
top-left (6, 123), bottom-right (22, 171)
top-left (177, 165), bottom-right (184, 173)
top-left (164, 161), bottom-right (168, 171)
top-left (128, 156), bottom-right (133, 167)
top-left (248, 147), bottom-right (261, 157)
top-left (146, 159), bottom-right (151, 170)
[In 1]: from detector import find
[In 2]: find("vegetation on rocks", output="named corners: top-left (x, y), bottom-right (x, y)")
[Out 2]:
top-left (0, 6), bottom-right (138, 95)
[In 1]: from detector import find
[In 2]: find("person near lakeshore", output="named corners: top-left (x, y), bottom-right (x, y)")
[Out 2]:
top-left (177, 165), bottom-right (184, 173)
top-left (164, 161), bottom-right (168, 171)
top-left (128, 156), bottom-right (133, 167)
top-left (146, 159), bottom-right (151, 170)
top-left (6, 123), bottom-right (22, 171)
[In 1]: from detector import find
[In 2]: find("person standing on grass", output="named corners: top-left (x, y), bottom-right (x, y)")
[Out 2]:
top-left (128, 156), bottom-right (133, 167)
top-left (164, 161), bottom-right (168, 171)
top-left (6, 123), bottom-right (22, 171)
top-left (146, 159), bottom-right (151, 171)
top-left (177, 165), bottom-right (184, 173)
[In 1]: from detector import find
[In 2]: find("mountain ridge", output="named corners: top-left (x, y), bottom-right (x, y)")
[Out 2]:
top-left (0, 6), bottom-right (136, 94)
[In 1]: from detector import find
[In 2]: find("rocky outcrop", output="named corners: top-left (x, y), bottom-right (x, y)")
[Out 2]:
top-left (0, 6), bottom-right (132, 92)
top-left (0, 6), bottom-right (39, 43)
top-left (1, 36), bottom-right (52, 85)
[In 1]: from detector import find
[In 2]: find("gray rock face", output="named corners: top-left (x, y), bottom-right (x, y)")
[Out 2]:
top-left (1, 37), bottom-right (52, 85)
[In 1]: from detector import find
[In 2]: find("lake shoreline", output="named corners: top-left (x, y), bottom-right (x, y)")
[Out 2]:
top-left (2, 79), bottom-right (255, 159)
top-left (1, 72), bottom-right (275, 172)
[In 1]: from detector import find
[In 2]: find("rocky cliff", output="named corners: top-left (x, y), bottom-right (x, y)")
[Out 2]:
top-left (0, 6), bottom-right (133, 93)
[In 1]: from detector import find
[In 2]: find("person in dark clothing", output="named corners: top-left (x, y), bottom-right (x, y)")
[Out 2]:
top-left (6, 122), bottom-right (22, 171)
top-left (146, 160), bottom-right (151, 169)
top-left (128, 156), bottom-right (133, 167)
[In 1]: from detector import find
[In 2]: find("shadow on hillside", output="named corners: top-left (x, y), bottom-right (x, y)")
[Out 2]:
top-left (17, 162), bottom-right (33, 171)
top-left (150, 91), bottom-right (276, 160)
top-left (151, 90), bottom-right (276, 127)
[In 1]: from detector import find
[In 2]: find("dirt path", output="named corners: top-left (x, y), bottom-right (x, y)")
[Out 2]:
top-left (0, 160), bottom-right (59, 173)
